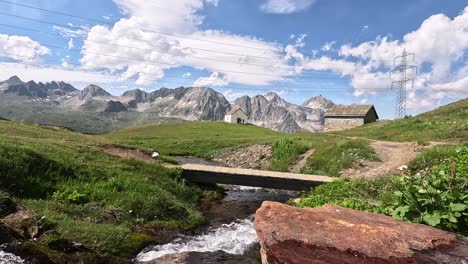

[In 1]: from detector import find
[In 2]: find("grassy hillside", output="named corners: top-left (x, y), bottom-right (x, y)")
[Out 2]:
top-left (0, 101), bottom-right (183, 134)
top-left (0, 119), bottom-right (208, 259)
top-left (106, 122), bottom-right (282, 157)
top-left (106, 122), bottom-right (378, 176)
top-left (337, 98), bottom-right (468, 142)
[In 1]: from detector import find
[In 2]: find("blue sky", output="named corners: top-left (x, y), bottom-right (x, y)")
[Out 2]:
top-left (0, 0), bottom-right (467, 119)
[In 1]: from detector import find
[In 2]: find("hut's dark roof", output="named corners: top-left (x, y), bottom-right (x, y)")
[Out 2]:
top-left (325, 105), bottom-right (378, 119)
top-left (226, 107), bottom-right (246, 115)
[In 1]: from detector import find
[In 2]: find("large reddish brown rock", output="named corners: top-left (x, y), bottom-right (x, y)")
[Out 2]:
top-left (254, 202), bottom-right (468, 264)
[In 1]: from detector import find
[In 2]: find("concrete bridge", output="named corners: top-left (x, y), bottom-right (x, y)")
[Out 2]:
top-left (180, 164), bottom-right (333, 191)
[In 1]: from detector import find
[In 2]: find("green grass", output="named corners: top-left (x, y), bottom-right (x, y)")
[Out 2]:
top-left (0, 120), bottom-right (205, 256)
top-left (106, 122), bottom-right (282, 158)
top-left (301, 138), bottom-right (379, 176)
top-left (269, 138), bottom-right (308, 172)
top-left (0, 118), bottom-right (392, 258)
top-left (336, 98), bottom-right (468, 142)
top-left (106, 122), bottom-right (379, 176)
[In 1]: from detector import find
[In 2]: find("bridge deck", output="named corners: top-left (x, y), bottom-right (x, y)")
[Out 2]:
top-left (181, 164), bottom-right (333, 191)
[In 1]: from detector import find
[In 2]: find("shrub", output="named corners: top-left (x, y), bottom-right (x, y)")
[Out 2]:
top-left (298, 178), bottom-right (395, 214)
top-left (391, 146), bottom-right (467, 235)
top-left (299, 146), bottom-right (468, 236)
top-left (269, 138), bottom-right (308, 172)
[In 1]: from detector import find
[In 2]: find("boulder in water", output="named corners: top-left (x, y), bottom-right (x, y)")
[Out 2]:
top-left (254, 202), bottom-right (468, 264)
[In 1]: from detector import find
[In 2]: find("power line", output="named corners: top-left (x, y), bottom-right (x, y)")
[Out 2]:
top-left (0, 1), bottom-right (400, 65)
top-left (0, 13), bottom-right (383, 71)
top-left (0, 22), bottom-right (386, 76)
top-left (0, 59), bottom-right (395, 93)
top-left (0, 0), bottom-right (281, 52)
top-left (0, 34), bottom-right (392, 82)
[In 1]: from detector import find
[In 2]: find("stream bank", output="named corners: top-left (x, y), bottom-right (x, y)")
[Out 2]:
top-left (136, 156), bottom-right (297, 263)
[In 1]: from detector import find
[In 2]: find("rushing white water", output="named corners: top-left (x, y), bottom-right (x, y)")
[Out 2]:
top-left (0, 251), bottom-right (25, 264)
top-left (136, 217), bottom-right (258, 262)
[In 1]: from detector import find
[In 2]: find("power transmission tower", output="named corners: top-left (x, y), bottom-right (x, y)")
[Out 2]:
top-left (391, 49), bottom-right (417, 119)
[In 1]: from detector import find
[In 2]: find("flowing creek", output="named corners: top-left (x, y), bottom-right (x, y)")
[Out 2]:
top-left (135, 157), bottom-right (298, 263)
top-left (0, 251), bottom-right (25, 264)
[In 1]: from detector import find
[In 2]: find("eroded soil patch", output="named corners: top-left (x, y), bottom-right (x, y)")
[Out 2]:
top-left (341, 140), bottom-right (445, 179)
top-left (213, 144), bottom-right (272, 170)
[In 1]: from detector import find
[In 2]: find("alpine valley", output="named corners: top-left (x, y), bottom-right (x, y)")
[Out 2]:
top-left (0, 76), bottom-right (335, 134)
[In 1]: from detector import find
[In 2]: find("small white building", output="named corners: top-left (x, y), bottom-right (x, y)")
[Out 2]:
top-left (224, 108), bottom-right (248, 124)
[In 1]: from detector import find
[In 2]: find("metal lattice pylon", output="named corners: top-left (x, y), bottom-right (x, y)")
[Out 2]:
top-left (391, 49), bottom-right (417, 119)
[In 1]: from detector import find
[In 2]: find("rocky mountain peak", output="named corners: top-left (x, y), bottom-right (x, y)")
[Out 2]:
top-left (4, 76), bottom-right (24, 85)
top-left (79, 85), bottom-right (111, 100)
top-left (102, 100), bottom-right (128, 112)
top-left (122, 89), bottom-right (149, 103)
top-left (264, 92), bottom-right (289, 107)
top-left (302, 95), bottom-right (335, 111)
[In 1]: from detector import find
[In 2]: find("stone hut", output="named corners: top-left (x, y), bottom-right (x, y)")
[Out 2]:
top-left (224, 107), bottom-right (248, 124)
top-left (324, 105), bottom-right (378, 132)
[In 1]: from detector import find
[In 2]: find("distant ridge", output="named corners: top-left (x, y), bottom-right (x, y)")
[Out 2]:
top-left (0, 75), bottom-right (335, 134)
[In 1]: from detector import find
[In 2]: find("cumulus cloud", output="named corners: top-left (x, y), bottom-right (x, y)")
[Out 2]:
top-left (335, 6), bottom-right (468, 108)
top-left (81, 0), bottom-right (292, 85)
top-left (260, 0), bottom-right (316, 14)
top-left (0, 34), bottom-right (49, 61)
top-left (0, 62), bottom-right (117, 84)
top-left (320, 41), bottom-right (336, 52)
top-left (192, 72), bottom-right (229, 87)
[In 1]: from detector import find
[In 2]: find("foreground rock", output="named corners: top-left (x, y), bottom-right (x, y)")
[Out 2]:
top-left (254, 202), bottom-right (468, 264)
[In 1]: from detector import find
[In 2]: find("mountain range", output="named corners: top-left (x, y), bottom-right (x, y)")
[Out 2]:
top-left (0, 76), bottom-right (334, 134)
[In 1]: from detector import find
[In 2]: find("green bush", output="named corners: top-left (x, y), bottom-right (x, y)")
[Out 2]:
top-left (391, 146), bottom-right (467, 235)
top-left (299, 146), bottom-right (468, 235)
top-left (298, 178), bottom-right (395, 213)
top-left (269, 138), bottom-right (308, 172)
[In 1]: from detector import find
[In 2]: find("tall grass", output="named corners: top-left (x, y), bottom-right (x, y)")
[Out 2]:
top-left (301, 139), bottom-right (379, 176)
top-left (269, 138), bottom-right (308, 172)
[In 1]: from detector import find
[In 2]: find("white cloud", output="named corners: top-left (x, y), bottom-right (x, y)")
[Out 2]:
top-left (260, 0), bottom-right (316, 14)
top-left (0, 34), bottom-right (49, 61)
top-left (102, 15), bottom-right (111, 20)
top-left (53, 24), bottom-right (90, 38)
top-left (320, 41), bottom-right (336, 52)
top-left (80, 0), bottom-right (292, 85)
top-left (336, 6), bottom-right (468, 109)
top-left (68, 38), bottom-right (74, 49)
top-left (0, 62), bottom-right (117, 84)
top-left (192, 72), bottom-right (229, 87)
top-left (362, 25), bottom-right (369, 31)
top-left (182, 72), bottom-right (192, 78)
top-left (222, 89), bottom-right (251, 101)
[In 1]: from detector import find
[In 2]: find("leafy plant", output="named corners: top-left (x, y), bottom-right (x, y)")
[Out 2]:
top-left (391, 147), bottom-right (468, 234)
top-left (52, 189), bottom-right (89, 205)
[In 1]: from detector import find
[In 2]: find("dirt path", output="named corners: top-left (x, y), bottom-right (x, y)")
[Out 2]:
top-left (102, 146), bottom-right (156, 163)
top-left (290, 149), bottom-right (315, 173)
top-left (340, 140), bottom-right (443, 179)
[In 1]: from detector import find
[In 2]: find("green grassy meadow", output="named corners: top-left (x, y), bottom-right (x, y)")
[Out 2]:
top-left (337, 98), bottom-right (468, 142)
top-left (0, 120), bottom-right (206, 258)
top-left (106, 122), bottom-right (378, 176)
